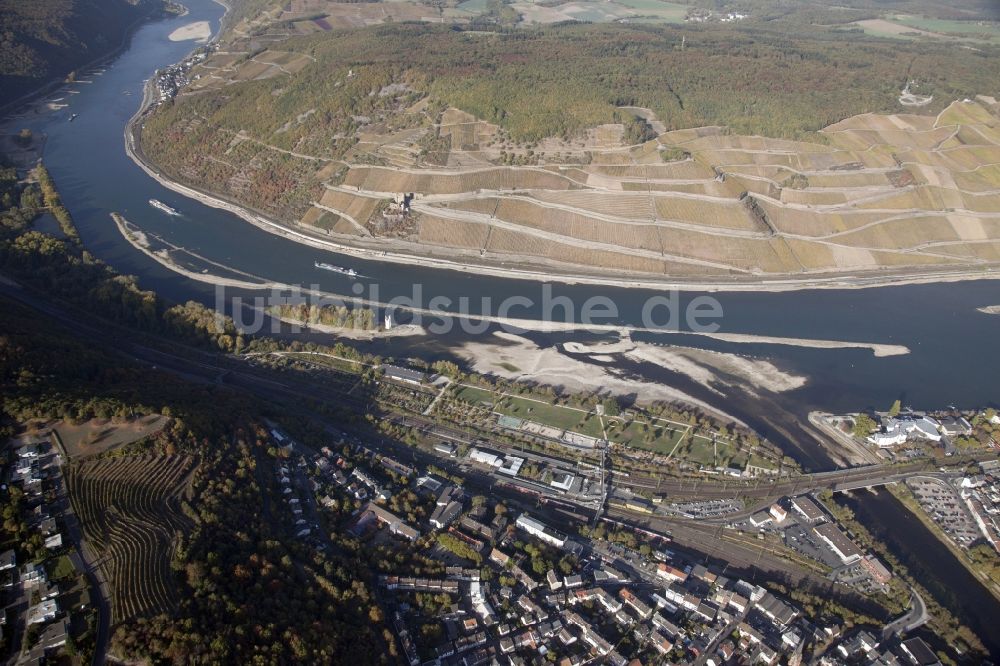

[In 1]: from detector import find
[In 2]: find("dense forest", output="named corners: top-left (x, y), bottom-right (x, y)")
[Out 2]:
top-left (0, 0), bottom-right (167, 103)
top-left (146, 20), bottom-right (1000, 151)
top-left (0, 160), bottom-right (248, 356)
top-left (0, 157), bottom-right (246, 433)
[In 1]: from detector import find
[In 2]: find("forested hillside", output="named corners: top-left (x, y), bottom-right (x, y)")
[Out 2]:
top-left (1, 297), bottom-right (391, 663)
top-left (0, 0), bottom-right (165, 103)
top-left (148, 22), bottom-right (998, 147)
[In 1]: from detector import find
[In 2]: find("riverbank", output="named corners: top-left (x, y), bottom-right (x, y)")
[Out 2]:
top-left (168, 21), bottom-right (211, 42)
top-left (455, 331), bottom-right (745, 424)
top-left (110, 211), bottom-right (912, 359)
top-left (265, 309), bottom-right (427, 341)
top-left (842, 490), bottom-right (1000, 658)
top-left (110, 218), bottom-right (757, 429)
top-left (111, 212), bottom-right (282, 288)
top-left (129, 150), bottom-right (1000, 294)
top-left (122, 105), bottom-right (1000, 293)
top-left (886, 481), bottom-right (1000, 603)
top-left (0, 0), bottom-right (176, 118)
top-left (807, 411), bottom-right (883, 466)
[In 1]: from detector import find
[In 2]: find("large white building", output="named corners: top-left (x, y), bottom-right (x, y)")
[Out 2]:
top-left (515, 513), bottom-right (568, 548)
top-left (469, 448), bottom-right (503, 467)
top-left (868, 416), bottom-right (941, 448)
top-left (813, 523), bottom-right (864, 565)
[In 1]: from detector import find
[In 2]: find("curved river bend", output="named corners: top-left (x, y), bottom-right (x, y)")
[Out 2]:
top-left (4, 0), bottom-right (1000, 466)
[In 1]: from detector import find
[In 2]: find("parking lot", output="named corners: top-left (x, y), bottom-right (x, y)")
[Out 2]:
top-left (781, 523), bottom-right (844, 569)
top-left (906, 477), bottom-right (982, 547)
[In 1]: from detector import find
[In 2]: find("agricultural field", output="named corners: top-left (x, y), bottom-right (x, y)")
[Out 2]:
top-left (150, 94), bottom-right (1000, 279)
top-left (853, 15), bottom-right (1000, 42)
top-left (277, 0), bottom-right (438, 30)
top-left (512, 0), bottom-right (689, 25)
top-left (65, 454), bottom-right (197, 624)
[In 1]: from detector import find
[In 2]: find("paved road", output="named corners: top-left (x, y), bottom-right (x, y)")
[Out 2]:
top-left (5, 278), bottom-right (993, 505)
top-left (883, 586), bottom-right (929, 639)
top-left (0, 276), bottom-right (991, 631)
top-left (48, 434), bottom-right (111, 666)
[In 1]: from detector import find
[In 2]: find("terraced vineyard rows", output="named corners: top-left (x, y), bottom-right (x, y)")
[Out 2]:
top-left (350, 98), bottom-right (1000, 277)
top-left (65, 454), bottom-right (197, 624)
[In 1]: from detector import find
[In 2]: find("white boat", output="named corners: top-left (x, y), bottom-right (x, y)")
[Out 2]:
top-left (314, 261), bottom-right (357, 277)
top-left (149, 199), bottom-right (181, 216)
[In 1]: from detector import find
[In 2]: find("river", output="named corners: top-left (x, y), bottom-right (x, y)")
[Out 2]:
top-left (3, 0), bottom-right (1000, 472)
top-left (841, 489), bottom-right (1000, 658)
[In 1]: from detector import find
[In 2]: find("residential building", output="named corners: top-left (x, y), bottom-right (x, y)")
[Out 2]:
top-left (27, 599), bottom-right (58, 625)
top-left (430, 501), bottom-right (463, 529)
top-left (362, 503), bottom-right (420, 541)
top-left (656, 563), bottom-right (688, 583)
top-left (900, 637), bottom-right (941, 666)
top-left (938, 415), bottom-right (973, 438)
top-left (861, 555), bottom-right (893, 585)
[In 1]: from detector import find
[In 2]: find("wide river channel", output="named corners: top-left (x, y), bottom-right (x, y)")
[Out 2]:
top-left (5, 0), bottom-right (1000, 651)
top-left (5, 0), bottom-right (1000, 453)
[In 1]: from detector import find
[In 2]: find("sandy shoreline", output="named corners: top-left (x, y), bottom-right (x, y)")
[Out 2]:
top-left (111, 213), bottom-right (910, 357)
top-left (112, 210), bottom-right (756, 423)
top-left (169, 21), bottom-right (211, 42)
top-left (111, 212), bottom-right (283, 288)
top-left (457, 331), bottom-right (749, 425)
top-left (107, 216), bottom-right (751, 420)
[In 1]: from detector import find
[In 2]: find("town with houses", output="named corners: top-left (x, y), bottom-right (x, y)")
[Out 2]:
top-left (684, 8), bottom-right (749, 23)
top-left (2, 432), bottom-right (94, 665)
top-left (4, 355), bottom-right (1000, 665)
top-left (259, 414), bottom-right (1000, 666)
top-left (150, 45), bottom-right (214, 105)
